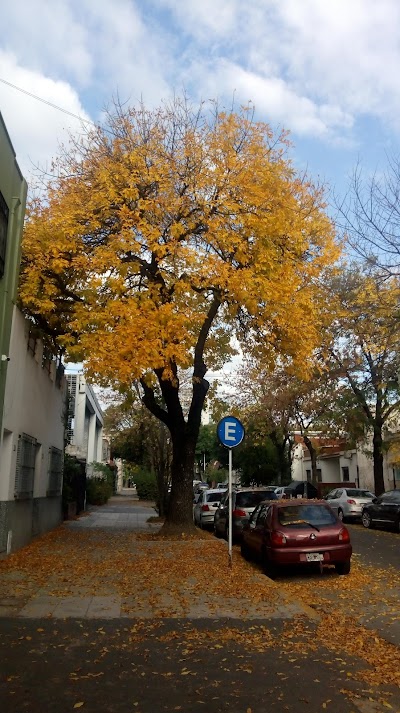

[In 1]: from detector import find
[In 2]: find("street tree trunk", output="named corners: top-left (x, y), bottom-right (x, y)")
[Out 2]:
top-left (141, 296), bottom-right (220, 533)
top-left (302, 434), bottom-right (319, 488)
top-left (372, 424), bottom-right (385, 496)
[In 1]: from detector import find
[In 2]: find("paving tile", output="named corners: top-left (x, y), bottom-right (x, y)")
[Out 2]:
top-left (86, 596), bottom-right (121, 618)
top-left (52, 596), bottom-right (92, 618)
top-left (19, 596), bottom-right (60, 617)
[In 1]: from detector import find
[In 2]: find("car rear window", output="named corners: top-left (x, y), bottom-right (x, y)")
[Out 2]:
top-left (278, 504), bottom-right (336, 527)
top-left (206, 492), bottom-right (223, 503)
top-left (345, 489), bottom-right (374, 497)
top-left (236, 491), bottom-right (276, 508)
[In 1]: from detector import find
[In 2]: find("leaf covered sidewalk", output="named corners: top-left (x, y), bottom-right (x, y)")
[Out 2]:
top-left (0, 517), bottom-right (306, 620)
top-left (1, 501), bottom-right (400, 712)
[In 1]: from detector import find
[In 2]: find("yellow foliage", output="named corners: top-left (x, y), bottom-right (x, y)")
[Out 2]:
top-left (19, 99), bottom-right (340, 388)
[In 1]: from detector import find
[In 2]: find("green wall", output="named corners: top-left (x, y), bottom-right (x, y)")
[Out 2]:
top-left (0, 113), bottom-right (28, 438)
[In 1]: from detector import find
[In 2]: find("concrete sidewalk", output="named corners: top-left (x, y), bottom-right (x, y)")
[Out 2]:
top-left (0, 498), bottom-right (314, 622)
top-left (67, 499), bottom-right (161, 531)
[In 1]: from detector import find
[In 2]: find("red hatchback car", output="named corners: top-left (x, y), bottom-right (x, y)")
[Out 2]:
top-left (241, 499), bottom-right (352, 577)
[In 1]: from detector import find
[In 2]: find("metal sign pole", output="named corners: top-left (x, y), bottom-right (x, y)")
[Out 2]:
top-left (216, 416), bottom-right (245, 572)
top-left (228, 447), bottom-right (233, 569)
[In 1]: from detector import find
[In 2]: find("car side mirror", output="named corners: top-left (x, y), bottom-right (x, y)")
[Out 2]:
top-left (372, 497), bottom-right (378, 503)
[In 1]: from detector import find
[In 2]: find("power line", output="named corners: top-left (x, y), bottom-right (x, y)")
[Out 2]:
top-left (0, 76), bottom-right (96, 127)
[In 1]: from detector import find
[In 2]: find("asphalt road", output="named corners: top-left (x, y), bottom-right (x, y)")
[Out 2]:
top-left (1, 618), bottom-right (398, 713)
top-left (348, 522), bottom-right (400, 570)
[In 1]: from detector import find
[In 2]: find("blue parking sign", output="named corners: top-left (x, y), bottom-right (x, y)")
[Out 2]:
top-left (217, 416), bottom-right (245, 448)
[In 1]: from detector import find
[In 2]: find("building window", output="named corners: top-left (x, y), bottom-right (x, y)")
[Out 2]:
top-left (15, 433), bottom-right (36, 499)
top-left (317, 468), bottom-right (322, 482)
top-left (342, 466), bottom-right (350, 482)
top-left (0, 190), bottom-right (9, 279)
top-left (306, 469), bottom-right (311, 481)
top-left (47, 447), bottom-right (63, 496)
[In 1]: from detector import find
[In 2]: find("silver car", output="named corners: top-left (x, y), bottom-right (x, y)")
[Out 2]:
top-left (193, 489), bottom-right (226, 529)
top-left (324, 487), bottom-right (375, 521)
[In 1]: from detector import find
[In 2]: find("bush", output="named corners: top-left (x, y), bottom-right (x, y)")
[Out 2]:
top-left (86, 477), bottom-right (113, 505)
top-left (133, 469), bottom-right (158, 501)
top-left (62, 455), bottom-right (82, 509)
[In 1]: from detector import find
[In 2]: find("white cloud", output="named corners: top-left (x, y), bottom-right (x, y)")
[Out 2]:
top-left (185, 59), bottom-right (353, 138)
top-left (157, 0), bottom-right (400, 133)
top-left (2, 0), bottom-right (400, 183)
top-left (0, 52), bottom-right (92, 183)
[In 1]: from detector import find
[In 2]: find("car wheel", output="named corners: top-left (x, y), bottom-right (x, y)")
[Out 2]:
top-left (361, 510), bottom-right (373, 528)
top-left (335, 561), bottom-right (351, 575)
top-left (262, 549), bottom-right (277, 579)
top-left (337, 508), bottom-right (344, 521)
top-left (214, 523), bottom-right (222, 538)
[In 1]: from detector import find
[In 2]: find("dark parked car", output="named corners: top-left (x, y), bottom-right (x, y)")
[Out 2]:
top-left (213, 488), bottom-right (278, 541)
top-left (361, 489), bottom-right (400, 531)
top-left (241, 499), bottom-right (352, 577)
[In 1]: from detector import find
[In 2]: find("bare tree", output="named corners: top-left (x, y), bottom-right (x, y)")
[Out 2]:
top-left (335, 157), bottom-right (400, 277)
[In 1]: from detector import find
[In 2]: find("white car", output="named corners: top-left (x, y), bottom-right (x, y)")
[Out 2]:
top-left (324, 487), bottom-right (375, 521)
top-left (273, 486), bottom-right (292, 498)
top-left (193, 489), bottom-right (226, 529)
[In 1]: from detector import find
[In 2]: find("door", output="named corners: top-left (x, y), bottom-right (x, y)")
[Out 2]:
top-left (249, 504), bottom-right (270, 556)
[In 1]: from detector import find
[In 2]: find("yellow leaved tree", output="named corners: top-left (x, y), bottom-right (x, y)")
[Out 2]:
top-left (20, 98), bottom-right (339, 531)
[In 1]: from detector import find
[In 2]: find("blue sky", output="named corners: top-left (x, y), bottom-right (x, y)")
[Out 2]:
top-left (1, 0), bottom-right (400, 206)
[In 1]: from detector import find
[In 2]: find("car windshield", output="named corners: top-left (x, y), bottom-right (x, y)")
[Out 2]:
top-left (206, 492), bottom-right (223, 503)
top-left (236, 491), bottom-right (276, 508)
top-left (345, 489), bottom-right (374, 498)
top-left (278, 504), bottom-right (336, 527)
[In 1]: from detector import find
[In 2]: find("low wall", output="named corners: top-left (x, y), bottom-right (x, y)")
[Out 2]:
top-left (0, 497), bottom-right (62, 555)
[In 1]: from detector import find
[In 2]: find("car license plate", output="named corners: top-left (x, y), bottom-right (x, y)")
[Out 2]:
top-left (306, 553), bottom-right (324, 562)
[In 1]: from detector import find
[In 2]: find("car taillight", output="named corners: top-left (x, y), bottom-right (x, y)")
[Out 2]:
top-left (201, 504), bottom-right (210, 512)
top-left (232, 509), bottom-right (247, 517)
top-left (346, 499), bottom-right (356, 505)
top-left (271, 530), bottom-right (287, 546)
top-left (338, 527), bottom-right (350, 543)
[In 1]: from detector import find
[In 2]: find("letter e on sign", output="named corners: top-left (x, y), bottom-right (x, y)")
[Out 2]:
top-left (217, 416), bottom-right (245, 449)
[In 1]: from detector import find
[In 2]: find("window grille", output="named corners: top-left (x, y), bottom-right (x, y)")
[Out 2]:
top-left (15, 433), bottom-right (36, 499)
top-left (47, 447), bottom-right (63, 496)
top-left (66, 374), bottom-right (77, 443)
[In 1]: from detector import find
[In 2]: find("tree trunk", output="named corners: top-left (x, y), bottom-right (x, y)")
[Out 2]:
top-left (303, 435), bottom-right (319, 488)
top-left (164, 430), bottom-right (197, 528)
top-left (270, 431), bottom-right (291, 485)
top-left (372, 425), bottom-right (385, 496)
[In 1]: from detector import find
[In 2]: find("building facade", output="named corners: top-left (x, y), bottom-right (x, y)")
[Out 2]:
top-left (0, 112), bottom-right (27, 443)
top-left (292, 434), bottom-right (398, 494)
top-left (65, 371), bottom-right (104, 475)
top-left (0, 308), bottom-right (67, 554)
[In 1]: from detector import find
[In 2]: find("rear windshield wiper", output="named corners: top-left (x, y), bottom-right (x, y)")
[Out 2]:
top-left (282, 519), bottom-right (320, 531)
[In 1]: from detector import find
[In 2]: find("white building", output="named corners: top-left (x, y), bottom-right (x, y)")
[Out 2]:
top-left (292, 434), bottom-right (398, 493)
top-left (0, 308), bottom-right (67, 554)
top-left (65, 370), bottom-right (104, 476)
